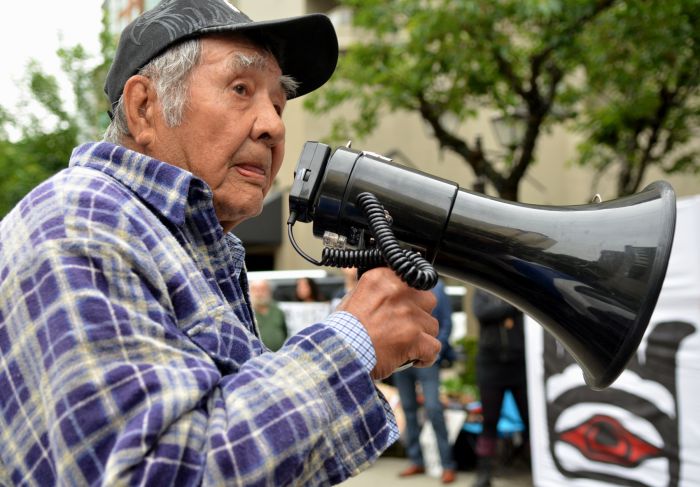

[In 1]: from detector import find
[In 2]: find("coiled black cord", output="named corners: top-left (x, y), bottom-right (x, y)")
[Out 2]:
top-left (316, 192), bottom-right (437, 290)
top-left (320, 247), bottom-right (384, 269)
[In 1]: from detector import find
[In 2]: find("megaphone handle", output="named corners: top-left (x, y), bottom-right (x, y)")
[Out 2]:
top-left (353, 266), bottom-right (415, 373)
top-left (352, 266), bottom-right (415, 374)
top-left (395, 359), bottom-right (417, 373)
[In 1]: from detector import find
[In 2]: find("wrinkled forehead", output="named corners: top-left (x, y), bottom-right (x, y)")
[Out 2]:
top-left (200, 33), bottom-right (294, 96)
top-left (227, 49), bottom-right (280, 75)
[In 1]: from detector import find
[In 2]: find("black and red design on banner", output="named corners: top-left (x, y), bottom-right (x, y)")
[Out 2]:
top-left (527, 195), bottom-right (700, 486)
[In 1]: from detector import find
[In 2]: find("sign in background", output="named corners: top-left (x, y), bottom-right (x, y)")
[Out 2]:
top-left (526, 195), bottom-right (700, 486)
top-left (277, 301), bottom-right (334, 335)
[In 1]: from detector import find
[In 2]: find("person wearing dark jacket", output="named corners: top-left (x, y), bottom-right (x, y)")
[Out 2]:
top-left (471, 288), bottom-right (529, 487)
top-left (395, 279), bottom-right (457, 484)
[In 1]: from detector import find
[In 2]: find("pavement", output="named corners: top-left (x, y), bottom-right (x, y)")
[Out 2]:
top-left (340, 457), bottom-right (533, 486)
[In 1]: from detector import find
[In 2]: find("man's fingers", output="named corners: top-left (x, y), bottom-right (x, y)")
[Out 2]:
top-left (342, 267), bottom-right (443, 379)
top-left (412, 286), bottom-right (437, 312)
top-left (423, 314), bottom-right (439, 338)
top-left (410, 334), bottom-right (442, 368)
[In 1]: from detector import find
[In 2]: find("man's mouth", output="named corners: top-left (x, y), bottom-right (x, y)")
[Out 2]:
top-left (235, 163), bottom-right (267, 183)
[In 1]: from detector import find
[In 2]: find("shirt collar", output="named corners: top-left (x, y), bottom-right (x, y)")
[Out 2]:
top-left (69, 142), bottom-right (248, 277)
top-left (69, 142), bottom-right (212, 227)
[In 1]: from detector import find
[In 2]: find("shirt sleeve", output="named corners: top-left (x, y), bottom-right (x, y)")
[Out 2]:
top-left (322, 311), bottom-right (399, 445)
top-left (323, 311), bottom-right (377, 374)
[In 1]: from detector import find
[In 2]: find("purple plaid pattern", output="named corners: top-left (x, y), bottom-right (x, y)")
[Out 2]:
top-left (0, 142), bottom-right (397, 486)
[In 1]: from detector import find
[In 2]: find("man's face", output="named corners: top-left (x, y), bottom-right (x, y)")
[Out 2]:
top-left (151, 35), bottom-right (287, 232)
top-left (249, 280), bottom-right (272, 308)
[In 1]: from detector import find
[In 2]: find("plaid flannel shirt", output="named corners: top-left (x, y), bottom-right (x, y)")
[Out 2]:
top-left (0, 142), bottom-right (397, 486)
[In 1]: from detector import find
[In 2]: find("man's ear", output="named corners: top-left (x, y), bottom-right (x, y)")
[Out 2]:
top-left (122, 75), bottom-right (158, 148)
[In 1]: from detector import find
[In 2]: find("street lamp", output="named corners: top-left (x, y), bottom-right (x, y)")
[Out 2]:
top-left (490, 109), bottom-right (528, 151)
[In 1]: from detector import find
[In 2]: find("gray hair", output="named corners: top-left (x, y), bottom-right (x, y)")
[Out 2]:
top-left (103, 36), bottom-right (299, 144)
top-left (104, 38), bottom-right (201, 143)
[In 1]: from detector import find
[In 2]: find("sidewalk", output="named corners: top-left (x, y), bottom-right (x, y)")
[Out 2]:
top-left (340, 457), bottom-right (533, 486)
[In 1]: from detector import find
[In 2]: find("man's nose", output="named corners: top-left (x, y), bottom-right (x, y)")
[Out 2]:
top-left (252, 98), bottom-right (285, 146)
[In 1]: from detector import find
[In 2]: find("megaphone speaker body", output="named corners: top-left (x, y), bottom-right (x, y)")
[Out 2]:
top-left (290, 142), bottom-right (677, 389)
top-left (437, 182), bottom-right (675, 389)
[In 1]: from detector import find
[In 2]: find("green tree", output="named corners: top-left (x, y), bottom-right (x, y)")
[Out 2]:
top-left (0, 9), bottom-right (115, 217)
top-left (575, 1), bottom-right (700, 196)
top-left (305, 0), bottom-right (700, 200)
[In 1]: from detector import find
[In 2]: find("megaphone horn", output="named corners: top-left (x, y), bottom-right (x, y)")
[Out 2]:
top-left (288, 142), bottom-right (677, 390)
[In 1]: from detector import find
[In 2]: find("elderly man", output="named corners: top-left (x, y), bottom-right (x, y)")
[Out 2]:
top-left (0, 1), bottom-right (439, 485)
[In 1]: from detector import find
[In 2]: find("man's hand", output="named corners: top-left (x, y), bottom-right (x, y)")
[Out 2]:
top-left (336, 267), bottom-right (440, 380)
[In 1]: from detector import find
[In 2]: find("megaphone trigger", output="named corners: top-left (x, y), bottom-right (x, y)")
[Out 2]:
top-left (395, 359), bottom-right (418, 373)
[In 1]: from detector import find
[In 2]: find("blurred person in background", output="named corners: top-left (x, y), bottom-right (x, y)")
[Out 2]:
top-left (295, 276), bottom-right (326, 302)
top-left (471, 288), bottom-right (529, 487)
top-left (250, 279), bottom-right (288, 351)
top-left (395, 278), bottom-right (457, 484)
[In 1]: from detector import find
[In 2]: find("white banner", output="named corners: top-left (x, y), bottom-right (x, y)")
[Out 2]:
top-left (277, 301), bottom-right (334, 335)
top-left (526, 194), bottom-right (700, 486)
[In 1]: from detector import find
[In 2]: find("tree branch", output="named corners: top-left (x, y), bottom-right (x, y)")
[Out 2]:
top-left (531, 0), bottom-right (619, 74)
top-left (629, 86), bottom-right (677, 193)
top-left (417, 93), bottom-right (505, 188)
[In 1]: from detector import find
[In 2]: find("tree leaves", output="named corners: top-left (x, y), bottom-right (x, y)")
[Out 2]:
top-left (0, 9), bottom-right (115, 217)
top-left (305, 0), bottom-right (700, 199)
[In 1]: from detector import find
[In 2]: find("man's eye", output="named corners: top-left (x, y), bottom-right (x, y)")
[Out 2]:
top-left (233, 84), bottom-right (248, 95)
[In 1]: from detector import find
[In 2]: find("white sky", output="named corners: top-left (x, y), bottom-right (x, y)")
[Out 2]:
top-left (0, 2), bottom-right (103, 110)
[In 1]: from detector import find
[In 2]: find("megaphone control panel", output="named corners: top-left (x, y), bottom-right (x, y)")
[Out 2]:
top-left (289, 142), bottom-right (332, 224)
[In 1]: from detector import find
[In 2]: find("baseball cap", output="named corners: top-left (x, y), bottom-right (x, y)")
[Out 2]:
top-left (104, 0), bottom-right (338, 111)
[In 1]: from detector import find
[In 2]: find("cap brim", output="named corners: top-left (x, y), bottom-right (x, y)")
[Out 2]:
top-left (203, 14), bottom-right (338, 99)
